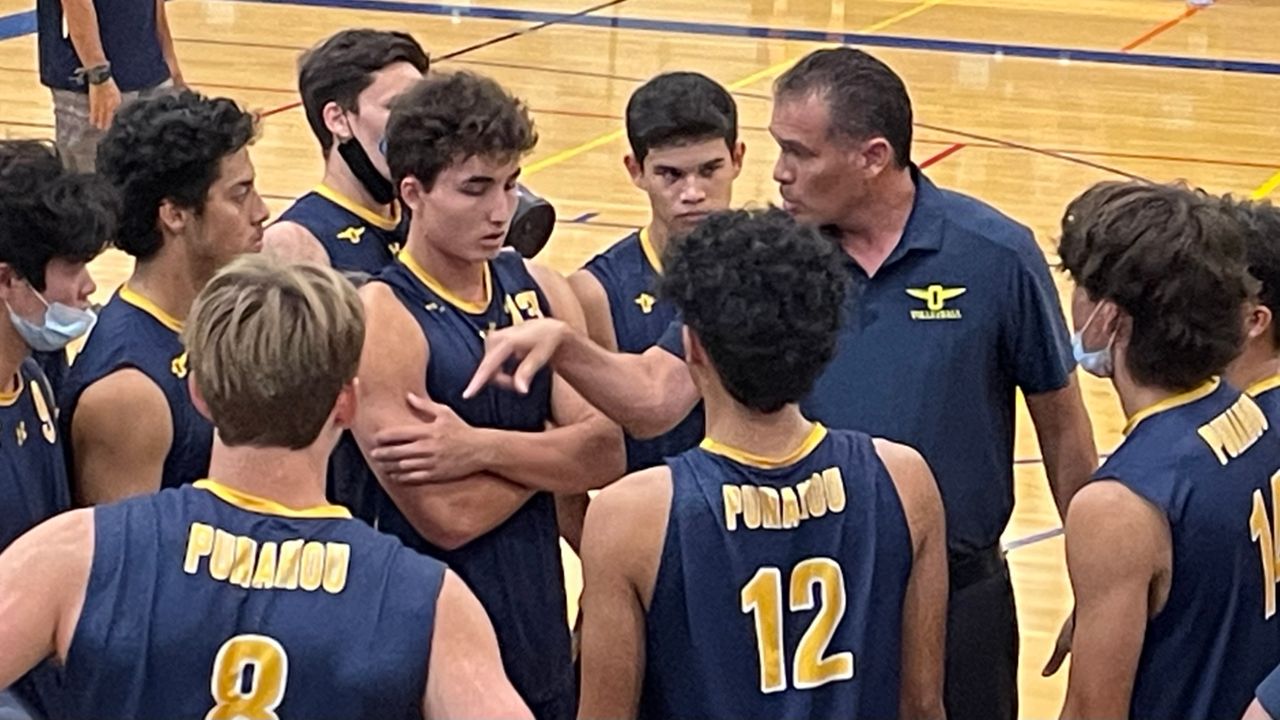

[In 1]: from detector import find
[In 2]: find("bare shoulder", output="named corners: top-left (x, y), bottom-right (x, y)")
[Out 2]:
top-left (75, 368), bottom-right (170, 434)
top-left (357, 281), bottom-right (428, 372)
top-left (872, 438), bottom-right (936, 501)
top-left (262, 222), bottom-right (328, 265)
top-left (583, 465), bottom-right (673, 601)
top-left (568, 268), bottom-right (608, 309)
top-left (592, 465), bottom-right (673, 519)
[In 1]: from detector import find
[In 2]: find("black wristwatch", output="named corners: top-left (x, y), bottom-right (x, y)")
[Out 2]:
top-left (81, 63), bottom-right (112, 86)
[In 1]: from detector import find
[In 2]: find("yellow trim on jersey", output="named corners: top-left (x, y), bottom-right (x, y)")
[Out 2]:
top-left (195, 479), bottom-right (352, 520)
top-left (314, 183), bottom-right (401, 231)
top-left (1124, 378), bottom-right (1221, 436)
top-left (0, 373), bottom-right (23, 407)
top-left (639, 226), bottom-right (663, 275)
top-left (119, 284), bottom-right (183, 333)
top-left (398, 251), bottom-right (492, 315)
top-left (1247, 374), bottom-right (1280, 398)
top-left (701, 423), bottom-right (828, 469)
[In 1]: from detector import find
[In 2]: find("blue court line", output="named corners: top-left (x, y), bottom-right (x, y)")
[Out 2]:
top-left (0, 11), bottom-right (35, 41)
top-left (227, 0), bottom-right (1280, 77)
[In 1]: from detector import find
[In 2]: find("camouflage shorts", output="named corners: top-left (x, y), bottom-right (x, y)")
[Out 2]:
top-left (51, 79), bottom-right (174, 173)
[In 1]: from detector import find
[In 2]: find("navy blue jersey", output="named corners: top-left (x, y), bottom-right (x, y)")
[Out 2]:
top-left (37, 0), bottom-right (169, 92)
top-left (0, 358), bottom-right (67, 553)
top-left (642, 425), bottom-right (913, 720)
top-left (1250, 375), bottom-right (1280, 424)
top-left (582, 230), bottom-right (704, 472)
top-left (276, 185), bottom-right (405, 277)
top-left (1096, 379), bottom-right (1280, 720)
top-left (31, 349), bottom-right (68, 403)
top-left (59, 286), bottom-right (213, 491)
top-left (374, 249), bottom-right (573, 710)
top-left (1258, 662), bottom-right (1280, 719)
top-left (59, 480), bottom-right (442, 720)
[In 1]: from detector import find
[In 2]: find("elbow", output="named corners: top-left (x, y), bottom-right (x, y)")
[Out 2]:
top-left (619, 394), bottom-right (681, 440)
top-left (900, 695), bottom-right (945, 720)
top-left (405, 500), bottom-right (486, 552)
top-left (581, 419), bottom-right (625, 488)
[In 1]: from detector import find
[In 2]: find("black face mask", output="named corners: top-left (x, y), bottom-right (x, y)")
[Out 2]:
top-left (336, 136), bottom-right (396, 206)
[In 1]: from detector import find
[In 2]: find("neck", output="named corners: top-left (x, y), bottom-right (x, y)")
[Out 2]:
top-left (645, 219), bottom-right (671, 266)
top-left (127, 247), bottom-right (204, 324)
top-left (836, 167), bottom-right (916, 276)
top-left (323, 157), bottom-right (394, 220)
top-left (1225, 345), bottom-right (1280, 392)
top-left (701, 385), bottom-right (814, 459)
top-left (405, 232), bottom-right (487, 302)
top-left (0, 322), bottom-right (28, 394)
top-left (205, 435), bottom-right (332, 510)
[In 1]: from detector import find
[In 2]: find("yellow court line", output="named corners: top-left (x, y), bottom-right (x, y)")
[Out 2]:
top-left (1252, 169), bottom-right (1280, 200)
top-left (523, 0), bottom-right (948, 177)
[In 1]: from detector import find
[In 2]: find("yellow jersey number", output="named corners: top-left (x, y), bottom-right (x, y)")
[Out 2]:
top-left (740, 556), bottom-right (855, 693)
top-left (207, 634), bottom-right (289, 720)
top-left (1250, 471), bottom-right (1280, 619)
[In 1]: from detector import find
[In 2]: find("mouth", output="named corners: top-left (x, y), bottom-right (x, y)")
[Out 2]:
top-left (676, 212), bottom-right (710, 223)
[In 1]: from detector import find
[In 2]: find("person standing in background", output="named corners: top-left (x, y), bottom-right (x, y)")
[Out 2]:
top-left (37, 0), bottom-right (183, 172)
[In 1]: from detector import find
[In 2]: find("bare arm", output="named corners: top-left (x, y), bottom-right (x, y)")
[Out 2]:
top-left (568, 269), bottom-right (619, 352)
top-left (556, 493), bottom-right (588, 554)
top-left (59, 0), bottom-right (121, 130)
top-left (1025, 373), bottom-right (1098, 518)
top-left (875, 440), bottom-right (947, 720)
top-left (423, 571), bottom-right (533, 720)
top-left (153, 0), bottom-right (183, 87)
top-left (0, 510), bottom-right (93, 689)
top-left (577, 467), bottom-right (671, 720)
top-left (472, 264), bottom-right (623, 492)
top-left (353, 283), bottom-right (532, 552)
top-left (262, 222), bottom-right (330, 266)
top-left (71, 369), bottom-right (173, 505)
top-left (1059, 481), bottom-right (1168, 720)
top-left (1245, 701), bottom-right (1276, 720)
top-left (467, 320), bottom-right (697, 440)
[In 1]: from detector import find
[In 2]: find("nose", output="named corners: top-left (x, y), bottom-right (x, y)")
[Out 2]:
top-left (772, 155), bottom-right (793, 185)
top-left (251, 190), bottom-right (270, 225)
top-left (679, 177), bottom-right (707, 206)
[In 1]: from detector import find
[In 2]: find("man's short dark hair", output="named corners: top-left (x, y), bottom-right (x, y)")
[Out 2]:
top-left (1220, 196), bottom-right (1280, 347)
top-left (385, 71), bottom-right (537, 190)
top-left (1058, 181), bottom-right (1256, 390)
top-left (299, 29), bottom-right (429, 154)
top-left (775, 48), bottom-right (913, 167)
top-left (0, 141), bottom-right (116, 290)
top-left (97, 91), bottom-right (257, 262)
top-left (625, 72), bottom-right (737, 165)
top-left (659, 207), bottom-right (850, 413)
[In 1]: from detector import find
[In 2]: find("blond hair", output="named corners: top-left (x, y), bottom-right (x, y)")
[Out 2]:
top-left (183, 255), bottom-right (365, 449)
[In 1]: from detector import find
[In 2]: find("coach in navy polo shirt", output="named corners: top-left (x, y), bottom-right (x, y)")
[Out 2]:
top-left (458, 48), bottom-right (1098, 720)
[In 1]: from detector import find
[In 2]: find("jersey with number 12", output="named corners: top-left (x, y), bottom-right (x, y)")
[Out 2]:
top-left (641, 425), bottom-right (913, 720)
top-left (58, 481), bottom-right (444, 720)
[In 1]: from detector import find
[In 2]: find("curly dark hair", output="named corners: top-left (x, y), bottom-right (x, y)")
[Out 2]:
top-left (299, 29), bottom-right (429, 155)
top-left (625, 71), bottom-right (737, 165)
top-left (385, 71), bottom-right (537, 189)
top-left (96, 91), bottom-right (257, 261)
top-left (775, 48), bottom-right (913, 167)
top-left (659, 207), bottom-right (849, 413)
top-left (1058, 181), bottom-right (1256, 390)
top-left (0, 140), bottom-right (116, 290)
top-left (1220, 196), bottom-right (1280, 347)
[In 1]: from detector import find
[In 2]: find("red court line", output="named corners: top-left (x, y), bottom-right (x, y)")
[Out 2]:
top-left (920, 142), bottom-right (966, 169)
top-left (1121, 6), bottom-right (1203, 52)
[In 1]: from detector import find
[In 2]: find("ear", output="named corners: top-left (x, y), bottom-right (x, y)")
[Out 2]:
top-left (860, 137), bottom-right (894, 176)
top-left (730, 141), bottom-right (746, 177)
top-left (1248, 304), bottom-right (1275, 341)
top-left (322, 100), bottom-right (353, 143)
top-left (399, 176), bottom-right (426, 208)
top-left (187, 373), bottom-right (213, 423)
top-left (0, 263), bottom-right (20, 302)
top-left (683, 325), bottom-right (708, 366)
top-left (333, 379), bottom-right (358, 429)
top-left (624, 154), bottom-right (644, 189)
top-left (158, 198), bottom-right (190, 238)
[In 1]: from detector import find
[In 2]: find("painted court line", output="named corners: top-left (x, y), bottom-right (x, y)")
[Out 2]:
top-left (523, 0), bottom-right (949, 177)
top-left (1252, 170), bottom-right (1280, 200)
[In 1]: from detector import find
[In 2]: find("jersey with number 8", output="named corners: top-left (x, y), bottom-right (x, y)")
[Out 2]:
top-left (640, 427), bottom-right (912, 720)
top-left (57, 482), bottom-right (444, 720)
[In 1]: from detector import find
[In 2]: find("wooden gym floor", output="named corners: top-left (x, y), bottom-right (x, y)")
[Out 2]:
top-left (1, 0), bottom-right (1278, 716)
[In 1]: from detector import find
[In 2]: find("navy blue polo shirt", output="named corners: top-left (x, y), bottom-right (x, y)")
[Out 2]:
top-left (37, 0), bottom-right (170, 92)
top-left (659, 167), bottom-right (1073, 553)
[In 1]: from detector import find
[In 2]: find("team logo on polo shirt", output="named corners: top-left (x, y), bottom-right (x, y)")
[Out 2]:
top-left (906, 284), bottom-right (966, 320)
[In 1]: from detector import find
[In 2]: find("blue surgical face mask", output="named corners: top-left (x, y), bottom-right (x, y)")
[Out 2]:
top-left (7, 284), bottom-right (97, 352)
top-left (1071, 302), bottom-right (1114, 378)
